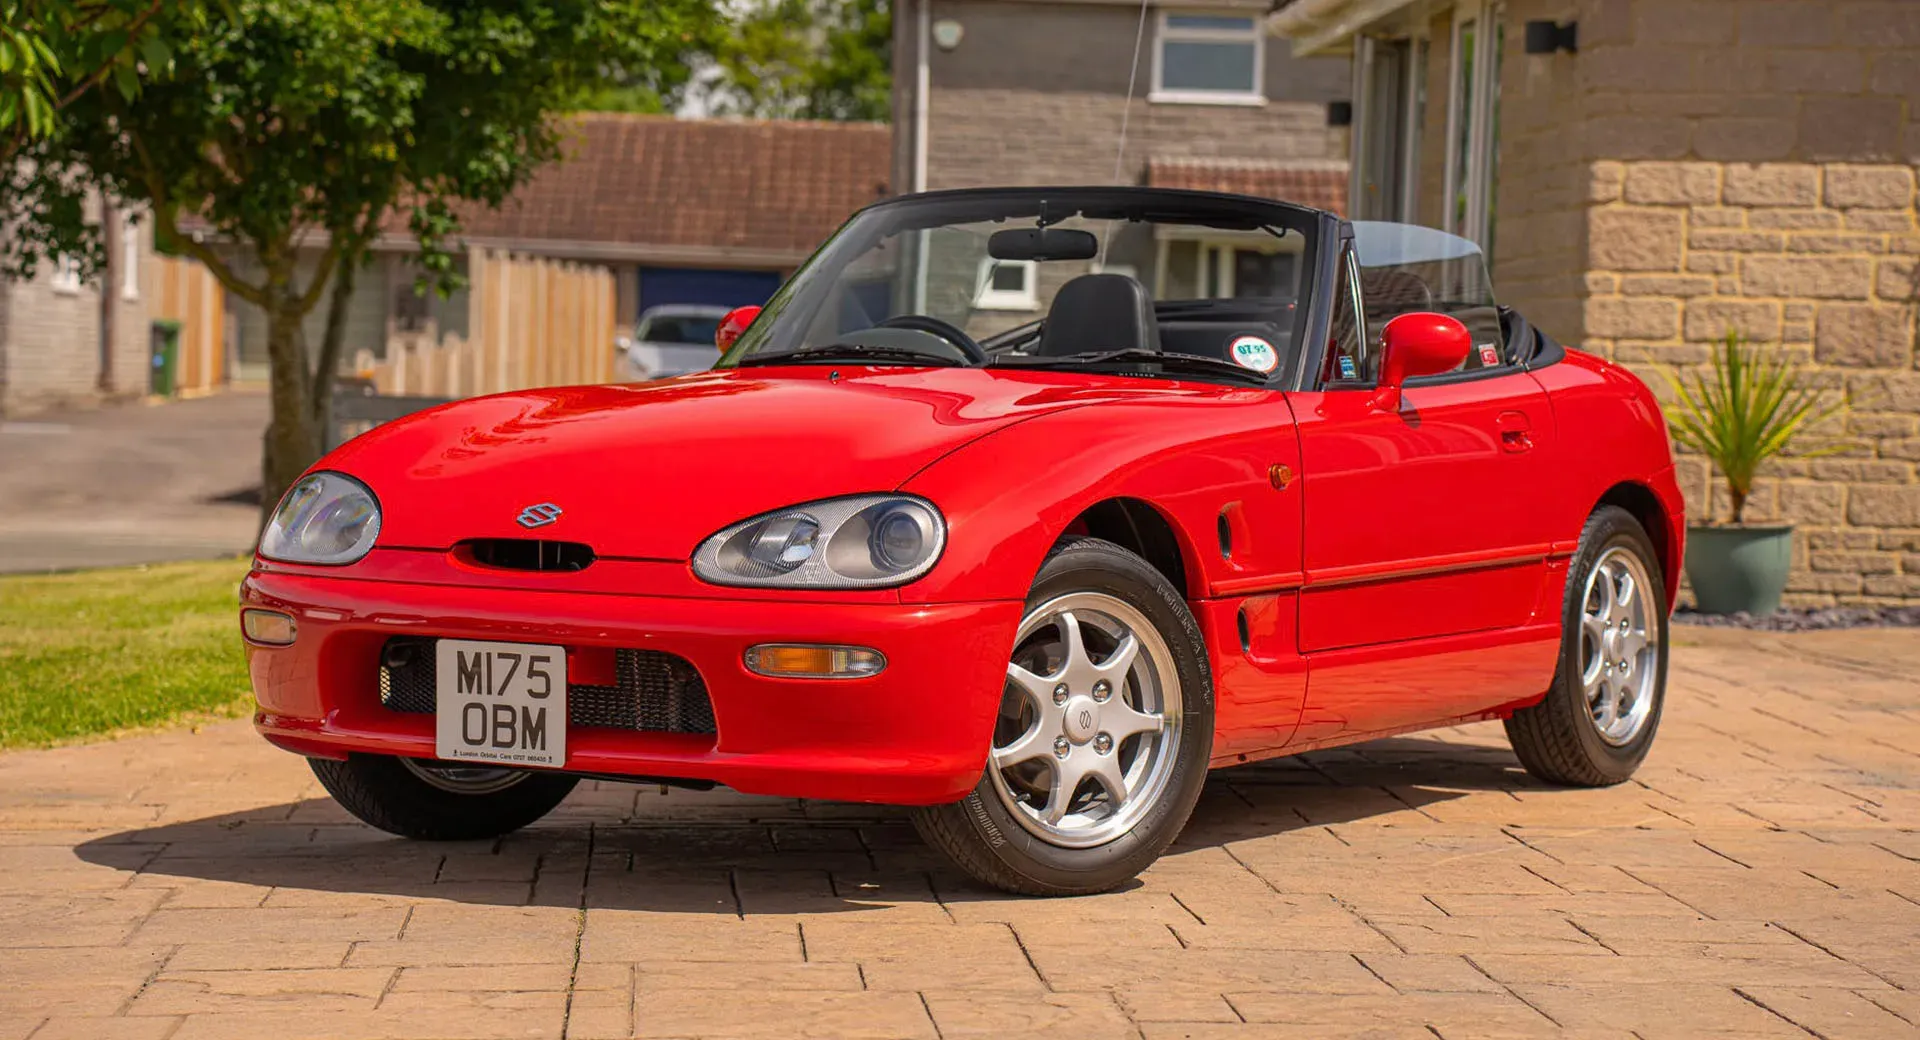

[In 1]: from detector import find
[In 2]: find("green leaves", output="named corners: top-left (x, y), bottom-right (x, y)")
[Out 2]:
top-left (1, 1), bottom-right (201, 165)
top-left (1660, 330), bottom-right (1848, 525)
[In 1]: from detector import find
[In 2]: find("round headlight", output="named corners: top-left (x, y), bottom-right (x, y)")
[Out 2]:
top-left (694, 495), bottom-right (946, 589)
top-left (258, 471), bottom-right (382, 566)
top-left (868, 503), bottom-right (933, 572)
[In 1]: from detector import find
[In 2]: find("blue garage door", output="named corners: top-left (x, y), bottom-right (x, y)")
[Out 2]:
top-left (637, 267), bottom-right (784, 312)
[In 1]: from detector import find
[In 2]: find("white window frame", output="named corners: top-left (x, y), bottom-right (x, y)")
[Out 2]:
top-left (1443, 0), bottom-right (1502, 250)
top-left (49, 256), bottom-right (81, 295)
top-left (1150, 11), bottom-right (1266, 106)
top-left (973, 258), bottom-right (1038, 311)
top-left (120, 211), bottom-right (141, 301)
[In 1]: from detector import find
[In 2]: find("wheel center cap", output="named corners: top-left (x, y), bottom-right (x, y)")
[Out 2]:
top-left (1062, 695), bottom-right (1101, 743)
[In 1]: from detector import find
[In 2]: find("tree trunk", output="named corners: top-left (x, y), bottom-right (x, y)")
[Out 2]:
top-left (1728, 483), bottom-right (1747, 526)
top-left (259, 297), bottom-right (321, 525)
top-left (307, 252), bottom-right (363, 455)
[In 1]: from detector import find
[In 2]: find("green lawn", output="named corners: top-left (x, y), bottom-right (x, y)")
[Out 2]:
top-left (0, 559), bottom-right (253, 749)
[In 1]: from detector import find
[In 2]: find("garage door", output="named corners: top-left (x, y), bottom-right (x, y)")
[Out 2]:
top-left (637, 267), bottom-right (784, 312)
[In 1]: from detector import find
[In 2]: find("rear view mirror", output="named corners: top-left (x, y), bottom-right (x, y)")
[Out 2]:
top-left (716, 305), bottom-right (762, 351)
top-left (1373, 311), bottom-right (1471, 410)
top-left (988, 227), bottom-right (1099, 262)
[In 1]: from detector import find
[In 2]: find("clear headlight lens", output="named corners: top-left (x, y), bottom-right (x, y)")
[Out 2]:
top-left (258, 471), bottom-right (382, 566)
top-left (693, 495), bottom-right (946, 589)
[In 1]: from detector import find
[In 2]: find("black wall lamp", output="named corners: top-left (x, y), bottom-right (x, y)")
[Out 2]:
top-left (1327, 100), bottom-right (1353, 127)
top-left (1524, 19), bottom-right (1577, 54)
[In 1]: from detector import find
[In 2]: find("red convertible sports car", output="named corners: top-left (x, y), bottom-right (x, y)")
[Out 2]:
top-left (242, 187), bottom-right (1683, 895)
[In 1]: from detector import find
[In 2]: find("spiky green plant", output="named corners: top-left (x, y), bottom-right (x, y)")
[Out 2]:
top-left (1661, 331), bottom-right (1847, 525)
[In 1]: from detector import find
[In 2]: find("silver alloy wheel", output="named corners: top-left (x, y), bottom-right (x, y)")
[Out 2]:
top-left (987, 592), bottom-right (1183, 849)
top-left (1579, 546), bottom-right (1660, 746)
top-left (399, 758), bottom-right (528, 795)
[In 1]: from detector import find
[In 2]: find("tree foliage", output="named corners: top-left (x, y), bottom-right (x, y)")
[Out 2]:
top-left (0, 0), bottom-right (202, 177)
top-left (4, 0), bottom-right (715, 511)
top-left (701, 0), bottom-right (890, 122)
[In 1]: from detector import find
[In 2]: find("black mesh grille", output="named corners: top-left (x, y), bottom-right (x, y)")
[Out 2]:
top-left (378, 637), bottom-right (716, 735)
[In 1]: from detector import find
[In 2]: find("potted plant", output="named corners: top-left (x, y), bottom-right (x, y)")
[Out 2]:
top-left (1662, 331), bottom-right (1845, 616)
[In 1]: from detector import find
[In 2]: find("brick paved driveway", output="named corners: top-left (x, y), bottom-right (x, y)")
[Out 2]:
top-left (2, 626), bottom-right (1916, 1040)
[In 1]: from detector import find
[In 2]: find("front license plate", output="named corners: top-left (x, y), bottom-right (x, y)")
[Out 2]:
top-left (434, 639), bottom-right (567, 768)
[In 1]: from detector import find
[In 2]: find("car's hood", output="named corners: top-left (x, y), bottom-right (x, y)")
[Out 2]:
top-left (327, 366), bottom-right (1205, 560)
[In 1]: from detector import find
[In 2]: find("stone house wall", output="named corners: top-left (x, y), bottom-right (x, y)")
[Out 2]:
top-left (1423, 0), bottom-right (1920, 605)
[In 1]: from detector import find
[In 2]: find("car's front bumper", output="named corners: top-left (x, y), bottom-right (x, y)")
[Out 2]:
top-left (242, 566), bottom-right (1022, 805)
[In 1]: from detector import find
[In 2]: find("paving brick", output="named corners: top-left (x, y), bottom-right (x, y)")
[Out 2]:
top-left (631, 989), bottom-right (936, 1040)
top-left (4, 630), bottom-right (1920, 1039)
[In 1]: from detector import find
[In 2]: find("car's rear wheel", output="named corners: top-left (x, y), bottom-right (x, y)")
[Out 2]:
top-left (1505, 505), bottom-right (1668, 786)
top-left (310, 754), bottom-right (578, 840)
top-left (912, 537), bottom-right (1213, 896)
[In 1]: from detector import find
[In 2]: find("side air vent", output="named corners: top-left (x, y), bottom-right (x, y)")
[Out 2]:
top-left (462, 539), bottom-right (596, 573)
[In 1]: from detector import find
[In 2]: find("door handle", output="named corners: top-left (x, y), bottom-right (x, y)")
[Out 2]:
top-left (1497, 410), bottom-right (1533, 453)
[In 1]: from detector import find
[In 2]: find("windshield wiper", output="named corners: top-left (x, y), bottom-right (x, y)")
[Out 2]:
top-left (737, 345), bottom-right (965, 368)
top-left (994, 349), bottom-right (1272, 384)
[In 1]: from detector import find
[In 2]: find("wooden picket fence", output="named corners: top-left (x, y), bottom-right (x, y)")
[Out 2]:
top-left (150, 253), bottom-right (227, 394)
top-left (353, 247), bottom-right (616, 397)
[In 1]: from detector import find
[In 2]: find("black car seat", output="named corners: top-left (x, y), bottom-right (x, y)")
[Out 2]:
top-left (1035, 273), bottom-right (1162, 357)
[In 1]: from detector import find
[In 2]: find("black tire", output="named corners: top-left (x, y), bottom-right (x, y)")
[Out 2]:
top-left (912, 537), bottom-right (1214, 896)
top-left (1505, 506), bottom-right (1669, 787)
top-left (309, 754), bottom-right (578, 840)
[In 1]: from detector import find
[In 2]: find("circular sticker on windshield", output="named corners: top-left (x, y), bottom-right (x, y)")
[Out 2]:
top-left (1228, 335), bottom-right (1279, 373)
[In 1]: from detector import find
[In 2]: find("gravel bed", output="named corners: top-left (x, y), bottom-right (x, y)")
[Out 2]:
top-left (1673, 605), bottom-right (1920, 631)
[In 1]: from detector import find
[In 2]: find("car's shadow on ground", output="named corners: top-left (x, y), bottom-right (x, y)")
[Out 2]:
top-left (79, 736), bottom-right (1538, 911)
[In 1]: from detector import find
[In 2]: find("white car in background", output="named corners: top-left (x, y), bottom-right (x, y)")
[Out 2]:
top-left (617, 304), bottom-right (730, 381)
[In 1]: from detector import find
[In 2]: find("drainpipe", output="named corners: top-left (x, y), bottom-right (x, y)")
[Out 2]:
top-left (911, 0), bottom-right (931, 312)
top-left (98, 202), bottom-right (118, 393)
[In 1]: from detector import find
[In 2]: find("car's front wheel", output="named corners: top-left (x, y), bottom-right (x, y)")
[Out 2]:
top-left (912, 537), bottom-right (1214, 896)
top-left (310, 754), bottom-right (578, 840)
top-left (1505, 505), bottom-right (1669, 786)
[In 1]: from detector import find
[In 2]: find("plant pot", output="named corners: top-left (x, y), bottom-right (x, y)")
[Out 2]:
top-left (1684, 524), bottom-right (1794, 616)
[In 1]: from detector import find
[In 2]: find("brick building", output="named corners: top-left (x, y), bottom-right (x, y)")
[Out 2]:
top-left (0, 207), bottom-right (155, 417)
top-left (1273, 0), bottom-right (1920, 604)
top-left (891, 0), bottom-right (1352, 332)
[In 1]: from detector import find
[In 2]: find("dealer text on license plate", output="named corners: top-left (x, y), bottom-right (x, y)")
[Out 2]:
top-left (434, 639), bottom-right (566, 768)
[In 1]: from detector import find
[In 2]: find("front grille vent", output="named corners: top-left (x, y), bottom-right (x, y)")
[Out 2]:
top-left (462, 539), bottom-right (596, 573)
top-left (378, 637), bottom-right (716, 735)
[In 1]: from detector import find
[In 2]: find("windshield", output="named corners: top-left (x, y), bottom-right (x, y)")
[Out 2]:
top-left (717, 189), bottom-right (1322, 383)
top-left (1351, 221), bottom-right (1503, 366)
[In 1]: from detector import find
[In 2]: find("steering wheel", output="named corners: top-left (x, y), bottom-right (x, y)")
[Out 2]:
top-left (877, 314), bottom-right (990, 365)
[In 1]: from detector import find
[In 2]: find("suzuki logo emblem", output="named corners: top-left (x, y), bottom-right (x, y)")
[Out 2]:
top-left (1077, 708), bottom-right (1094, 731)
top-left (516, 503), bottom-right (563, 529)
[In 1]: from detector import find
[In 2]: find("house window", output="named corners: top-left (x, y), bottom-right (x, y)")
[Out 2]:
top-left (120, 212), bottom-right (140, 301)
top-left (50, 256), bottom-right (81, 295)
top-left (973, 259), bottom-right (1037, 311)
top-left (1152, 13), bottom-right (1264, 104)
top-left (1444, 1), bottom-right (1503, 252)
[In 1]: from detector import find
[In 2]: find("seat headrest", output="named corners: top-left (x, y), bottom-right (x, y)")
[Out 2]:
top-left (1035, 273), bottom-right (1162, 357)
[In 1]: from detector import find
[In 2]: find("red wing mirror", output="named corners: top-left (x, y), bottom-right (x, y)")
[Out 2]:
top-left (716, 305), bottom-right (762, 352)
top-left (1373, 311), bottom-right (1472, 410)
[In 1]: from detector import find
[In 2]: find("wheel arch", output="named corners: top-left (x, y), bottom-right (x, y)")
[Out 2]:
top-left (1056, 497), bottom-right (1201, 600)
top-left (1594, 480), bottom-right (1678, 609)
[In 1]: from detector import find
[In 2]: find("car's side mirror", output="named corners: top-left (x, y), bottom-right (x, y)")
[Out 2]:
top-left (716, 305), bottom-right (762, 352)
top-left (1372, 311), bottom-right (1471, 410)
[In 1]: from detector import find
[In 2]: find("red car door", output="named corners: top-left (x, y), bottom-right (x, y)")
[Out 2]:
top-left (1285, 245), bottom-right (1564, 743)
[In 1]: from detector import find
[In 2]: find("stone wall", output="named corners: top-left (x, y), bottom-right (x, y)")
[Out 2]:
top-left (1583, 161), bottom-right (1919, 603)
top-left (1467, 0), bottom-right (1920, 605)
